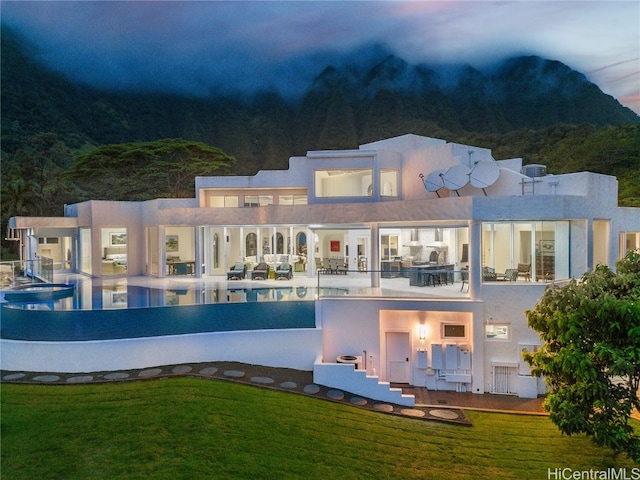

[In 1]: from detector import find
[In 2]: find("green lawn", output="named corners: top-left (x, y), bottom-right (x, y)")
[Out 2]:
top-left (2, 377), bottom-right (637, 479)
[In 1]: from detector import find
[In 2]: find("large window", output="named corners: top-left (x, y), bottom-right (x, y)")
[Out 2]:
top-left (79, 227), bottom-right (92, 275)
top-left (619, 231), bottom-right (640, 259)
top-left (592, 220), bottom-right (609, 267)
top-left (244, 195), bottom-right (273, 207)
top-left (279, 194), bottom-right (308, 205)
top-left (380, 169), bottom-right (398, 197)
top-left (209, 196), bottom-right (239, 208)
top-left (482, 221), bottom-right (569, 282)
top-left (315, 169), bottom-right (373, 198)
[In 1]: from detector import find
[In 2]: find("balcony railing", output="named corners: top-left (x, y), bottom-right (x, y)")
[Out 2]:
top-left (0, 257), bottom-right (54, 287)
top-left (315, 268), bottom-right (469, 299)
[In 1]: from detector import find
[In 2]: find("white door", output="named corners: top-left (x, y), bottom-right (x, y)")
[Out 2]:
top-left (386, 332), bottom-right (411, 383)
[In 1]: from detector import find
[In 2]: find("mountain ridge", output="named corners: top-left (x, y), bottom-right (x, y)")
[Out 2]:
top-left (1, 28), bottom-right (638, 175)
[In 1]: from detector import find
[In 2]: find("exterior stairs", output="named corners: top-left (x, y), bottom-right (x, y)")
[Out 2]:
top-left (313, 356), bottom-right (415, 407)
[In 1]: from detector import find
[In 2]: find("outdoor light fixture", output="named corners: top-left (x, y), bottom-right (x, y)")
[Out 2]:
top-left (419, 324), bottom-right (427, 340)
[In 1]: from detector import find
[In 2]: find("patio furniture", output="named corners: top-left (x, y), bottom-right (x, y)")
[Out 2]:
top-left (275, 262), bottom-right (292, 280)
top-left (252, 262), bottom-right (270, 280)
top-left (517, 263), bottom-right (531, 281)
top-left (175, 262), bottom-right (190, 275)
top-left (460, 268), bottom-right (469, 292)
top-left (482, 266), bottom-right (497, 281)
top-left (227, 262), bottom-right (246, 280)
top-left (495, 268), bottom-right (518, 281)
top-left (505, 268), bottom-right (518, 281)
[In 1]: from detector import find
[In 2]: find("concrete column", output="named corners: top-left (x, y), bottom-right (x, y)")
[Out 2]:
top-left (307, 227), bottom-right (315, 277)
top-left (370, 223), bottom-right (380, 288)
top-left (195, 226), bottom-right (202, 278)
top-left (469, 220), bottom-right (482, 300)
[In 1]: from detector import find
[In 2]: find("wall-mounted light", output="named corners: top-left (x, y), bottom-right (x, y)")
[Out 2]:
top-left (419, 324), bottom-right (427, 340)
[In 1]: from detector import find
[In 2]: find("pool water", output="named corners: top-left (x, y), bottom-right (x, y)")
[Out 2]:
top-left (1, 285), bottom-right (349, 311)
top-left (1, 285), bottom-right (328, 342)
top-left (1, 299), bottom-right (317, 342)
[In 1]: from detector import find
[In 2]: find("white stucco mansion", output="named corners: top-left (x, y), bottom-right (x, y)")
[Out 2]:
top-left (7, 134), bottom-right (640, 403)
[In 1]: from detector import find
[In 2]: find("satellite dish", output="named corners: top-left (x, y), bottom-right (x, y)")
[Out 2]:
top-left (470, 161), bottom-right (500, 190)
top-left (424, 169), bottom-right (446, 192)
top-left (442, 165), bottom-right (470, 193)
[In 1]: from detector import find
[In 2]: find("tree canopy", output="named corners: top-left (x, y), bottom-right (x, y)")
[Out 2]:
top-left (525, 250), bottom-right (640, 461)
top-left (66, 138), bottom-right (236, 201)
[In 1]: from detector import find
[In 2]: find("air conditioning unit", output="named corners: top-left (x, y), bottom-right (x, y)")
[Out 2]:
top-left (522, 164), bottom-right (547, 178)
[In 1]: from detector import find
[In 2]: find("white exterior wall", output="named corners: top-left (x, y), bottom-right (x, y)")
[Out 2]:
top-left (1, 328), bottom-right (322, 373)
top-left (318, 298), bottom-right (485, 393)
top-left (7, 133), bottom-right (639, 399)
top-left (480, 284), bottom-right (550, 395)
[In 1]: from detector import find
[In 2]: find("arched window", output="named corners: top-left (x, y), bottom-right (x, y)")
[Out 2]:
top-left (246, 233), bottom-right (257, 257)
top-left (296, 232), bottom-right (307, 256)
top-left (274, 233), bottom-right (284, 254)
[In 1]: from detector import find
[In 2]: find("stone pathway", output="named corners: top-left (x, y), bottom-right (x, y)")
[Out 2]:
top-left (1, 361), bottom-right (472, 425)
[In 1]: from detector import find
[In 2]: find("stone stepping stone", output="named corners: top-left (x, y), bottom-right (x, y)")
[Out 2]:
top-left (223, 370), bottom-right (245, 378)
top-left (400, 408), bottom-right (426, 418)
top-left (2, 373), bottom-right (26, 381)
top-left (251, 376), bottom-right (275, 384)
top-left (138, 368), bottom-right (163, 378)
top-left (199, 367), bottom-right (218, 376)
top-left (349, 396), bottom-right (367, 406)
top-left (280, 381), bottom-right (297, 389)
top-left (66, 375), bottom-right (94, 384)
top-left (373, 403), bottom-right (394, 413)
top-left (326, 389), bottom-right (344, 400)
top-left (303, 384), bottom-right (320, 394)
top-left (172, 365), bottom-right (192, 374)
top-left (429, 409), bottom-right (460, 420)
top-left (32, 375), bottom-right (60, 383)
top-left (104, 372), bottom-right (130, 381)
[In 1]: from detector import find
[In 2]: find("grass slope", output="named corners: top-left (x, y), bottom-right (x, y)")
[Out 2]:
top-left (2, 378), bottom-right (637, 479)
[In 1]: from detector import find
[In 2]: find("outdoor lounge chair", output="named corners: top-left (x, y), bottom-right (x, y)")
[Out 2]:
top-left (227, 262), bottom-right (246, 280)
top-left (252, 262), bottom-right (270, 280)
top-left (275, 262), bottom-right (292, 280)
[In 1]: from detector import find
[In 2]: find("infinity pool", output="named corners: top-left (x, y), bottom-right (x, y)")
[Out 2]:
top-left (0, 285), bottom-right (332, 342)
top-left (1, 284), bottom-right (349, 311)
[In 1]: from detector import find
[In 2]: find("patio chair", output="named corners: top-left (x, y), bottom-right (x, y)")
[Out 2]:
top-left (336, 261), bottom-right (347, 275)
top-left (252, 262), bottom-right (270, 280)
top-left (460, 268), bottom-right (469, 292)
top-left (227, 261), bottom-right (246, 280)
top-left (326, 258), bottom-right (337, 274)
top-left (275, 262), bottom-right (292, 280)
top-left (175, 262), bottom-right (190, 275)
top-left (517, 263), bottom-right (531, 281)
top-left (482, 266), bottom-right (497, 282)
top-left (504, 268), bottom-right (518, 282)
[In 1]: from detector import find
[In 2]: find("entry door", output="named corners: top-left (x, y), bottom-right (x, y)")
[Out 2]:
top-left (386, 332), bottom-right (411, 383)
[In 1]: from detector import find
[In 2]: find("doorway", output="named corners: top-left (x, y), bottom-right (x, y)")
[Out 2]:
top-left (385, 331), bottom-right (411, 383)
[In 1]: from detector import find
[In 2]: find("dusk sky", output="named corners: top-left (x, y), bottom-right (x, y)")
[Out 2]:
top-left (2, 1), bottom-right (639, 114)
